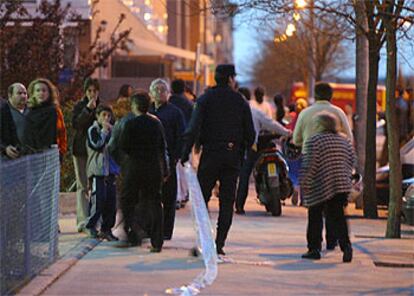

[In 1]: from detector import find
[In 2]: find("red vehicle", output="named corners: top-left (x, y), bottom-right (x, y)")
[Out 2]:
top-left (290, 82), bottom-right (386, 113)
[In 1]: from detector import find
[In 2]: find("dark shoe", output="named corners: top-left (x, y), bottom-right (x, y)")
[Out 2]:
top-left (189, 247), bottom-right (201, 257)
top-left (99, 231), bottom-right (119, 241)
top-left (301, 249), bottom-right (321, 260)
top-left (217, 247), bottom-right (226, 256)
top-left (150, 247), bottom-right (162, 253)
top-left (326, 241), bottom-right (337, 250)
top-left (85, 227), bottom-right (98, 239)
top-left (343, 247), bottom-right (353, 263)
top-left (127, 231), bottom-right (142, 246)
top-left (235, 208), bottom-right (245, 215)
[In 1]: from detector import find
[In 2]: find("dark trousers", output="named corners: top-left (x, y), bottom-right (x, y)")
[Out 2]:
top-left (162, 161), bottom-right (177, 240)
top-left (85, 175), bottom-right (116, 232)
top-left (307, 193), bottom-right (351, 251)
top-left (236, 148), bottom-right (259, 210)
top-left (198, 149), bottom-right (241, 249)
top-left (120, 163), bottom-right (163, 249)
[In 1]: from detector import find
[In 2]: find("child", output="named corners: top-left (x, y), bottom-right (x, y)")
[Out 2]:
top-left (85, 105), bottom-right (119, 240)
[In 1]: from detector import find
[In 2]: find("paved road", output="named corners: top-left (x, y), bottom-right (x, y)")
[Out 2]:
top-left (38, 191), bottom-right (414, 295)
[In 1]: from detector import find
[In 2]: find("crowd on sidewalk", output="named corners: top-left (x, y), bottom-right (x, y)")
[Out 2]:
top-left (1, 64), bottom-right (413, 263)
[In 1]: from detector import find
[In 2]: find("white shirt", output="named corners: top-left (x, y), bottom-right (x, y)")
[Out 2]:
top-left (250, 106), bottom-right (290, 144)
top-left (250, 100), bottom-right (274, 119)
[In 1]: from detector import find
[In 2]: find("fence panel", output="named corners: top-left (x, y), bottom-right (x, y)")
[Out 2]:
top-left (0, 148), bottom-right (60, 295)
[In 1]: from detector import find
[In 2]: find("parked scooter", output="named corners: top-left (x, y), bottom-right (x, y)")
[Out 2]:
top-left (253, 134), bottom-right (294, 216)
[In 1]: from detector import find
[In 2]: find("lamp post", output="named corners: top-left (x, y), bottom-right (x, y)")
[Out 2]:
top-left (307, 0), bottom-right (315, 104)
top-left (294, 0), bottom-right (315, 104)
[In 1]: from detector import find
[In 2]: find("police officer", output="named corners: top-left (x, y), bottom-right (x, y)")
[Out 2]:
top-left (181, 64), bottom-right (255, 255)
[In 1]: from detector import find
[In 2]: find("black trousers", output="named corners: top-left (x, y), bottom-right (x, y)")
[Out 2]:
top-left (307, 193), bottom-right (351, 251)
top-left (198, 149), bottom-right (241, 249)
top-left (162, 161), bottom-right (177, 240)
top-left (236, 148), bottom-right (259, 210)
top-left (85, 175), bottom-right (116, 232)
top-left (120, 162), bottom-right (163, 249)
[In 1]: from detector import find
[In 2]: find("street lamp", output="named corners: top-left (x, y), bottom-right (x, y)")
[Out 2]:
top-left (294, 0), bottom-right (315, 103)
top-left (295, 0), bottom-right (307, 9)
top-left (285, 23), bottom-right (296, 37)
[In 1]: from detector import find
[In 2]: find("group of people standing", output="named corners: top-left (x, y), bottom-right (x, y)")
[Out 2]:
top-left (0, 79), bottom-right (67, 161)
top-left (72, 78), bottom-right (191, 252)
top-left (1, 63), bottom-right (357, 262)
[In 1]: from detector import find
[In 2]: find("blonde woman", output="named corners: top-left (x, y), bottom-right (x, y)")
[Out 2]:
top-left (23, 78), bottom-right (67, 158)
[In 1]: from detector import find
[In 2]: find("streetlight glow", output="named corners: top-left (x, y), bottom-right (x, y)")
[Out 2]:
top-left (293, 12), bottom-right (301, 21)
top-left (295, 0), bottom-right (307, 9)
top-left (286, 23), bottom-right (296, 36)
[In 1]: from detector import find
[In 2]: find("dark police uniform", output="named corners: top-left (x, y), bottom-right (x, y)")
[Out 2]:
top-left (181, 75), bottom-right (255, 252)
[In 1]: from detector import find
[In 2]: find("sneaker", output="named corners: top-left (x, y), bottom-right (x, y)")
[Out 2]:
top-left (85, 227), bottom-right (98, 238)
top-left (301, 249), bottom-right (321, 260)
top-left (99, 231), bottom-right (119, 241)
top-left (343, 247), bottom-right (353, 263)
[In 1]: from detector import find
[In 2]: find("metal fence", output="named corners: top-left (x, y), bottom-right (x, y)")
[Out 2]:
top-left (0, 148), bottom-right (60, 295)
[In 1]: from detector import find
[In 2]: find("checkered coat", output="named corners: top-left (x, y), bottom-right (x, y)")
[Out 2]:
top-left (300, 132), bottom-right (356, 207)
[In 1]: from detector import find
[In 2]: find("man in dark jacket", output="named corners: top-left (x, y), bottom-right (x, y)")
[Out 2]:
top-left (169, 79), bottom-right (194, 125)
top-left (181, 64), bottom-right (256, 255)
top-left (0, 83), bottom-right (28, 159)
top-left (120, 91), bottom-right (169, 252)
top-left (149, 78), bottom-right (186, 240)
top-left (71, 78), bottom-right (100, 232)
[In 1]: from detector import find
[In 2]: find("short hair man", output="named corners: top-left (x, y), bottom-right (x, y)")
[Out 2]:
top-left (169, 79), bottom-right (194, 124)
top-left (293, 82), bottom-right (353, 153)
top-left (181, 64), bottom-right (256, 255)
top-left (0, 83), bottom-right (28, 159)
top-left (293, 82), bottom-right (353, 251)
top-left (119, 91), bottom-right (169, 252)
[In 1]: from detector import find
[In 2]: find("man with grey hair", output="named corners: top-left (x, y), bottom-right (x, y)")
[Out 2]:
top-left (0, 83), bottom-right (28, 159)
top-left (300, 112), bottom-right (355, 262)
top-left (149, 78), bottom-right (186, 241)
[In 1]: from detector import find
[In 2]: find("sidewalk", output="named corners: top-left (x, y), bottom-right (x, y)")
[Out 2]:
top-left (20, 191), bottom-right (414, 295)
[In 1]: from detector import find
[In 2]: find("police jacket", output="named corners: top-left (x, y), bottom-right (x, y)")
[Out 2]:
top-left (71, 96), bottom-right (100, 157)
top-left (182, 85), bottom-right (255, 156)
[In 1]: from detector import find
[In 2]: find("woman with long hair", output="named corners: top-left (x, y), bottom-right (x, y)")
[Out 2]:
top-left (24, 78), bottom-right (67, 158)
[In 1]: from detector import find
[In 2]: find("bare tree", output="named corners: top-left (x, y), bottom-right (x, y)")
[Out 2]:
top-left (353, 1), bottom-right (368, 211)
top-left (382, 0), bottom-right (406, 238)
top-left (250, 16), bottom-right (349, 95)
top-left (209, 1), bottom-right (414, 231)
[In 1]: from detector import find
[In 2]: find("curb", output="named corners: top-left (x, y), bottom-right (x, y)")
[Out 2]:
top-left (374, 261), bottom-right (414, 268)
top-left (16, 238), bottom-right (100, 296)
